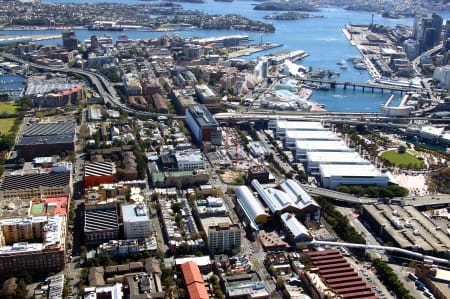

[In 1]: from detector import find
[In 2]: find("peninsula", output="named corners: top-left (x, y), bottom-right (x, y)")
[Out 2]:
top-left (264, 12), bottom-right (324, 20)
top-left (253, 1), bottom-right (320, 12)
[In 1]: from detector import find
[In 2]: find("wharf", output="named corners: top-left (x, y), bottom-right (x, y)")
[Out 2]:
top-left (32, 34), bottom-right (61, 41)
top-left (228, 42), bottom-right (283, 58)
top-left (341, 26), bottom-right (381, 79)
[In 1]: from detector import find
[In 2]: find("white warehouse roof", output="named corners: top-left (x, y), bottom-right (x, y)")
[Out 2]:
top-left (285, 130), bottom-right (340, 141)
top-left (296, 140), bottom-right (351, 151)
top-left (319, 164), bottom-right (384, 178)
top-left (275, 120), bottom-right (325, 131)
top-left (306, 151), bottom-right (369, 164)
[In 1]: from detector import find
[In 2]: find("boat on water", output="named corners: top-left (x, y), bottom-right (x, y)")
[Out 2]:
top-left (340, 64), bottom-right (348, 69)
top-left (336, 60), bottom-right (345, 65)
top-left (354, 62), bottom-right (367, 70)
top-left (214, 0), bottom-right (234, 2)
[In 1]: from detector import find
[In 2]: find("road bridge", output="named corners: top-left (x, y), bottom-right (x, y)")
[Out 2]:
top-left (302, 78), bottom-right (419, 94)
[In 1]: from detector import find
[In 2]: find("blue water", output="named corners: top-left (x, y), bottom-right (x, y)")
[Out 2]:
top-left (2, 1), bottom-right (449, 111)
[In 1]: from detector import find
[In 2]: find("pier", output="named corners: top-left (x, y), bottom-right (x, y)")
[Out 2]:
top-left (302, 78), bottom-right (418, 94)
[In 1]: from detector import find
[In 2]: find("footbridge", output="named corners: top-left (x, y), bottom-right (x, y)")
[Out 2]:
top-left (298, 240), bottom-right (450, 266)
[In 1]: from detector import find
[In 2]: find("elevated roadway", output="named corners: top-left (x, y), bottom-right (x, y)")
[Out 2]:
top-left (0, 52), bottom-right (174, 118)
top-left (300, 184), bottom-right (450, 207)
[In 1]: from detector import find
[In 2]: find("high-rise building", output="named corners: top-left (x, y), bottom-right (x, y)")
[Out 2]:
top-left (207, 223), bottom-right (241, 253)
top-left (413, 13), bottom-right (443, 53)
top-left (0, 215), bottom-right (66, 278)
top-left (62, 30), bottom-right (78, 51)
top-left (185, 105), bottom-right (222, 146)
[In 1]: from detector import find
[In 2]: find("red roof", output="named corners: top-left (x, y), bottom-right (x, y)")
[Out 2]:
top-left (326, 276), bottom-right (362, 284)
top-left (306, 250), bottom-right (342, 257)
top-left (316, 262), bottom-right (350, 269)
top-left (313, 258), bottom-right (347, 265)
top-left (319, 268), bottom-right (355, 275)
top-left (306, 249), bottom-right (379, 299)
top-left (334, 285), bottom-right (372, 294)
top-left (44, 196), bottom-right (68, 215)
top-left (321, 271), bottom-right (358, 279)
top-left (328, 281), bottom-right (366, 289)
top-left (180, 262), bottom-right (209, 299)
top-left (342, 290), bottom-right (376, 298)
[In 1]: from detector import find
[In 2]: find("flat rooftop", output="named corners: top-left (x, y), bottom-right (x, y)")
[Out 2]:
top-left (23, 122), bottom-right (76, 136)
top-left (285, 130), bottom-right (340, 140)
top-left (0, 172), bottom-right (70, 191)
top-left (121, 203), bottom-right (149, 222)
top-left (187, 105), bottom-right (218, 128)
top-left (276, 120), bottom-right (326, 131)
top-left (320, 164), bottom-right (383, 178)
top-left (296, 140), bottom-right (351, 151)
top-left (200, 216), bottom-right (233, 236)
top-left (307, 151), bottom-right (367, 164)
top-left (363, 204), bottom-right (450, 253)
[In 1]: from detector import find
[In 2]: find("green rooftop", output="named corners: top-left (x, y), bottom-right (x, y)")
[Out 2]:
top-left (31, 203), bottom-right (45, 215)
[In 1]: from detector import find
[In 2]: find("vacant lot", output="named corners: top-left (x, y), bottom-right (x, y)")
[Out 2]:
top-left (0, 118), bottom-right (16, 134)
top-left (380, 150), bottom-right (426, 169)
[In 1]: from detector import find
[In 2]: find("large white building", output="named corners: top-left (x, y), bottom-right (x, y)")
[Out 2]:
top-left (285, 130), bottom-right (341, 150)
top-left (122, 203), bottom-right (151, 240)
top-left (174, 150), bottom-right (205, 171)
top-left (319, 164), bottom-right (389, 189)
top-left (295, 140), bottom-right (352, 162)
top-left (306, 151), bottom-right (370, 174)
top-left (269, 119), bottom-right (327, 140)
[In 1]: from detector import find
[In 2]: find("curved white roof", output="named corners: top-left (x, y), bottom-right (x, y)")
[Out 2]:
top-left (235, 186), bottom-right (267, 225)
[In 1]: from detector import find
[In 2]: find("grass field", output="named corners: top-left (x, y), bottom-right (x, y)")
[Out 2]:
top-left (380, 150), bottom-right (426, 169)
top-left (0, 102), bottom-right (18, 115)
top-left (0, 118), bottom-right (16, 134)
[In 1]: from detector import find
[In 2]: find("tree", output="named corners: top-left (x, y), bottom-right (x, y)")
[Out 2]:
top-left (80, 245), bottom-right (87, 260)
top-left (397, 145), bottom-right (406, 154)
top-left (171, 202), bottom-right (182, 214)
top-left (14, 278), bottom-right (28, 299)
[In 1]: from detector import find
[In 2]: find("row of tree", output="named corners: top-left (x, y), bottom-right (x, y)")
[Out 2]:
top-left (372, 258), bottom-right (415, 299)
top-left (315, 196), bottom-right (366, 258)
top-left (336, 184), bottom-right (409, 198)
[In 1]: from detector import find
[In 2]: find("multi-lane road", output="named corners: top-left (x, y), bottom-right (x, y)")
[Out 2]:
top-left (0, 52), bottom-right (168, 117)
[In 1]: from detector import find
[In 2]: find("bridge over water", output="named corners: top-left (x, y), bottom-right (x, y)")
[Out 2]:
top-left (302, 78), bottom-right (420, 94)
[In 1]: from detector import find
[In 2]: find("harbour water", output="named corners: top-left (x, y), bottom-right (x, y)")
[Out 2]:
top-left (2, 1), bottom-right (449, 111)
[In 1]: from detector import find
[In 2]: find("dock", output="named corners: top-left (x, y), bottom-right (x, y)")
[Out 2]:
top-left (228, 42), bottom-right (283, 58)
top-left (32, 34), bottom-right (61, 41)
